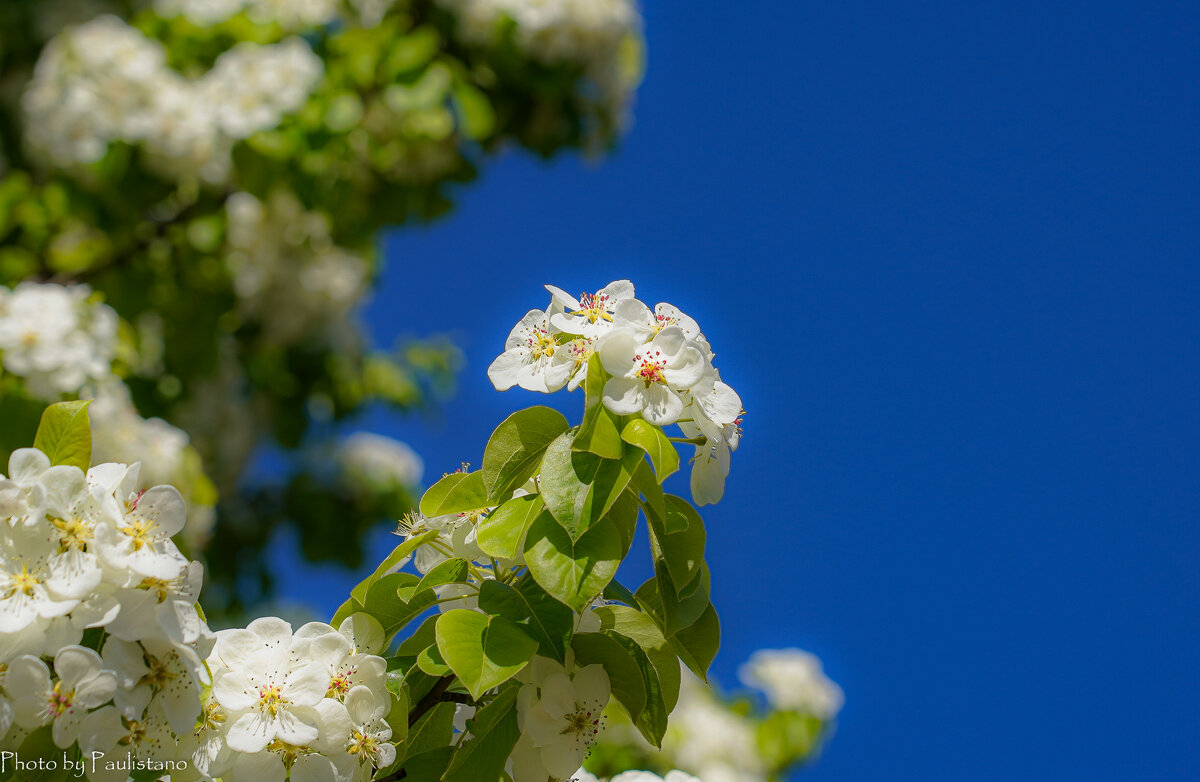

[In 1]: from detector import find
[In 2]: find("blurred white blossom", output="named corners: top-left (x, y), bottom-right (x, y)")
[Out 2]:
top-left (739, 648), bottom-right (844, 720)
top-left (0, 282), bottom-right (116, 401)
top-left (225, 189), bottom-right (370, 344)
top-left (155, 0), bottom-right (340, 29)
top-left (436, 0), bottom-right (642, 122)
top-left (23, 17), bottom-right (322, 181)
top-left (338, 432), bottom-right (423, 488)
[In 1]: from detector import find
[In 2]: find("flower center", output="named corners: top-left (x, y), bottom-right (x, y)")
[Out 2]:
top-left (633, 350), bottom-right (667, 386)
top-left (573, 292), bottom-right (614, 324)
top-left (48, 681), bottom-right (75, 717)
top-left (567, 337), bottom-right (594, 364)
top-left (257, 683), bottom-right (289, 717)
top-left (560, 705), bottom-right (603, 748)
top-left (457, 507), bottom-right (489, 525)
top-left (141, 653), bottom-right (177, 689)
top-left (49, 515), bottom-right (92, 551)
top-left (526, 327), bottom-right (556, 360)
top-left (654, 312), bottom-right (678, 334)
top-left (348, 729), bottom-right (382, 761)
top-left (197, 702), bottom-right (225, 735)
top-left (10, 563), bottom-right (40, 596)
top-left (126, 489), bottom-right (148, 512)
top-left (120, 517), bottom-right (156, 551)
top-left (136, 576), bottom-right (176, 602)
top-left (328, 672), bottom-right (353, 698)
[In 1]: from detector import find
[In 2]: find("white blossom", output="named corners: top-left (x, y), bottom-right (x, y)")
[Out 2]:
top-left (0, 283), bottom-right (117, 400)
top-left (225, 190), bottom-right (370, 344)
top-left (7, 646), bottom-right (116, 748)
top-left (344, 684), bottom-right (396, 776)
top-left (513, 656), bottom-right (611, 780)
top-left (203, 38), bottom-right (323, 139)
top-left (680, 379), bottom-right (743, 506)
top-left (739, 648), bottom-right (844, 720)
top-left (210, 618), bottom-right (328, 753)
top-left (23, 17), bottom-right (322, 181)
top-left (598, 326), bottom-right (707, 426)
top-left (660, 673), bottom-right (764, 782)
top-left (434, 0), bottom-right (642, 123)
top-left (546, 280), bottom-right (636, 339)
top-left (155, 0), bottom-right (341, 29)
top-left (488, 305), bottom-right (574, 393)
top-left (611, 772), bottom-right (702, 782)
top-left (338, 432), bottom-right (423, 489)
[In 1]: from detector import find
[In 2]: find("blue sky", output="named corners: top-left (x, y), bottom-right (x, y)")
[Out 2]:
top-left (278, 1), bottom-right (1200, 779)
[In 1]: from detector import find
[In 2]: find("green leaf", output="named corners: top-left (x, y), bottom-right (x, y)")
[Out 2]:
top-left (364, 573), bottom-right (437, 640)
top-left (16, 727), bottom-right (72, 781)
top-left (417, 643), bottom-right (452, 676)
top-left (477, 579), bottom-right (573, 661)
top-left (435, 609), bottom-right (539, 699)
top-left (523, 512), bottom-right (622, 612)
top-left (637, 565), bottom-right (712, 636)
top-left (406, 701), bottom-right (457, 758)
top-left (630, 460), bottom-right (666, 526)
top-left (350, 529), bottom-right (439, 604)
top-left (606, 490), bottom-right (639, 558)
top-left (444, 686), bottom-right (520, 782)
top-left (621, 418), bottom-right (680, 482)
top-left (594, 605), bottom-right (681, 712)
top-left (477, 494), bottom-right (544, 560)
top-left (395, 615), bottom-right (440, 657)
top-left (570, 632), bottom-right (647, 723)
top-left (540, 432), bottom-right (642, 541)
top-left (403, 747), bottom-right (455, 782)
top-left (602, 579), bottom-right (640, 607)
top-left (481, 406), bottom-right (569, 502)
top-left (671, 602), bottom-right (720, 682)
top-left (574, 355), bottom-right (622, 459)
top-left (34, 400), bottom-right (91, 471)
top-left (651, 495), bottom-right (707, 591)
top-left (331, 596), bottom-right (366, 627)
top-left (420, 470), bottom-right (489, 516)
top-left (385, 685), bottom-right (410, 747)
top-left (757, 711), bottom-right (825, 770)
top-left (414, 557), bottom-right (469, 594)
top-left (451, 80), bottom-right (496, 141)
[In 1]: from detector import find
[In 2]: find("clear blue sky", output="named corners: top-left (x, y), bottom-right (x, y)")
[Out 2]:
top-left (278, 1), bottom-right (1200, 778)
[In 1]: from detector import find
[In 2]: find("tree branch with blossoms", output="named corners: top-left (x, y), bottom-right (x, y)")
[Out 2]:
top-left (0, 280), bottom-right (835, 782)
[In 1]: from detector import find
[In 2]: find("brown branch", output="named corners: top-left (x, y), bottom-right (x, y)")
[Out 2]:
top-left (409, 675), bottom-right (455, 727)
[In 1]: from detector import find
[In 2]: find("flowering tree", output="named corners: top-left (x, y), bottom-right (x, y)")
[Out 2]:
top-left (0, 0), bottom-right (643, 615)
top-left (0, 281), bottom-right (840, 781)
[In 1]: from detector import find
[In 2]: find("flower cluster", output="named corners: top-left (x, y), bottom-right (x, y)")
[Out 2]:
top-left (489, 281), bottom-right (744, 504)
top-left (738, 648), bottom-right (844, 719)
top-left (434, 0), bottom-right (642, 123)
top-left (85, 382), bottom-right (217, 550)
top-left (590, 651), bottom-right (844, 782)
top-left (225, 190), bottom-right (371, 345)
top-left (154, 0), bottom-right (341, 29)
top-left (660, 673), bottom-right (765, 782)
top-left (578, 772), bottom-right (700, 782)
top-left (22, 16), bottom-right (322, 181)
top-left (0, 449), bottom-right (215, 770)
top-left (196, 614), bottom-right (395, 781)
top-left (0, 282), bottom-right (116, 401)
top-left (0, 281), bottom-right (215, 543)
